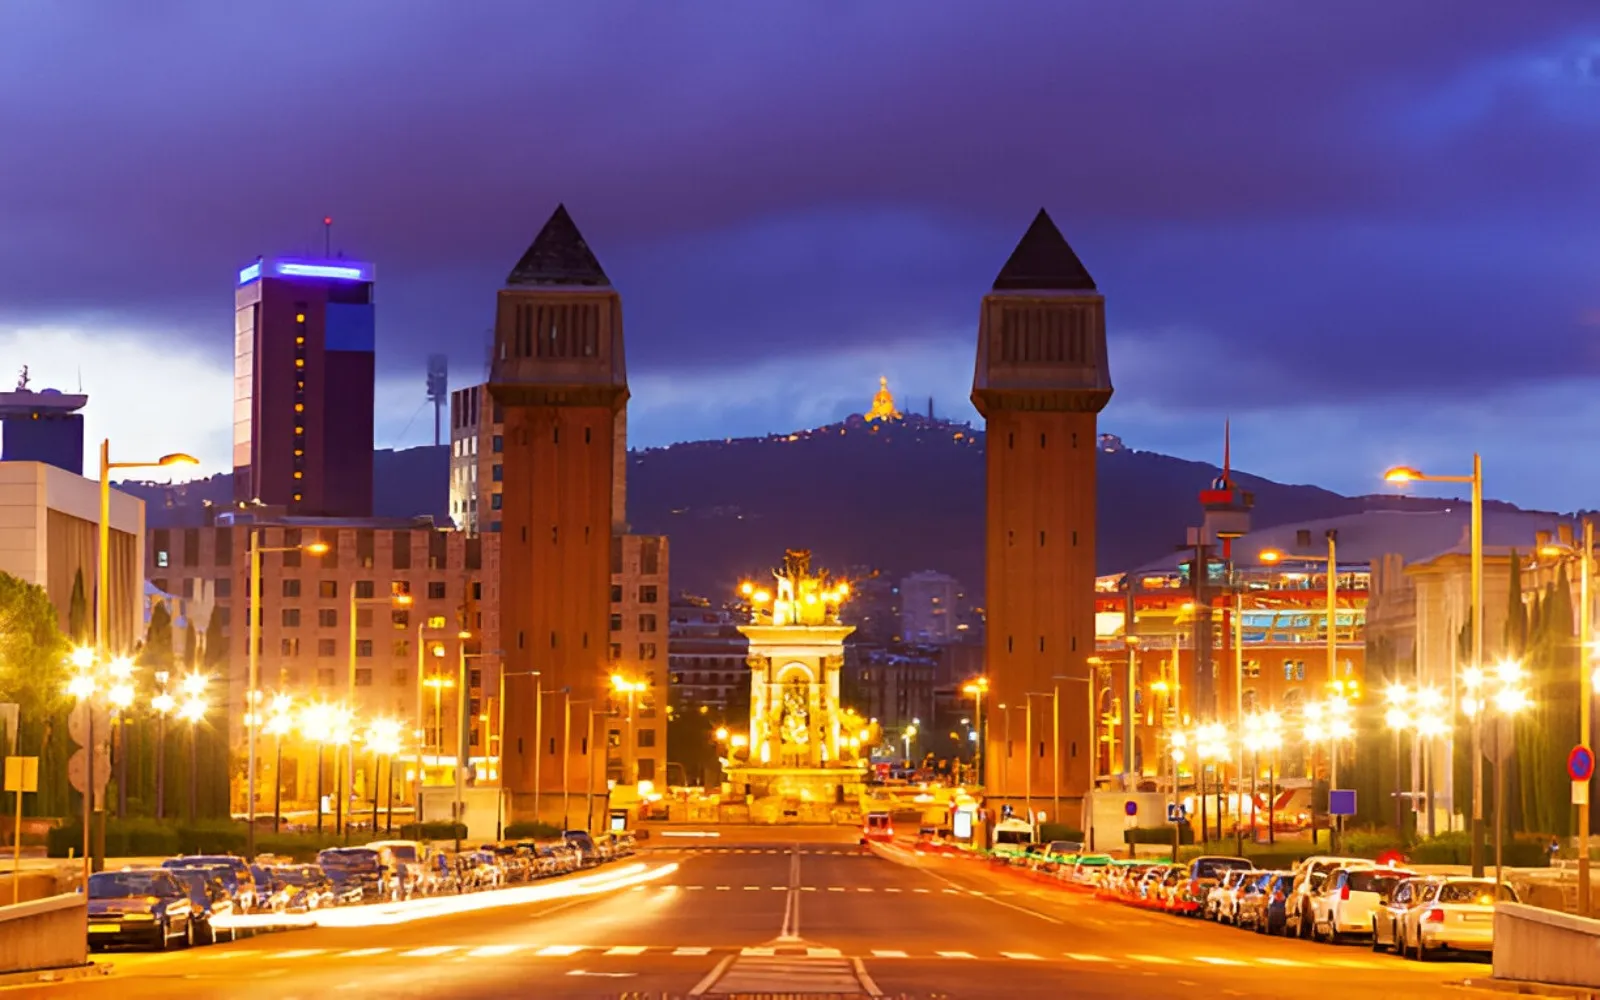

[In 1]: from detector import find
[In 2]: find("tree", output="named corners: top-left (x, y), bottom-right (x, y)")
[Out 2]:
top-left (142, 602), bottom-right (173, 670)
top-left (67, 569), bottom-right (89, 646)
top-left (180, 621), bottom-right (197, 670)
top-left (0, 571), bottom-right (71, 817)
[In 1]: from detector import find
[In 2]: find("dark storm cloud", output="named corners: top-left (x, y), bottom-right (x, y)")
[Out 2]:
top-left (2, 1), bottom-right (1599, 459)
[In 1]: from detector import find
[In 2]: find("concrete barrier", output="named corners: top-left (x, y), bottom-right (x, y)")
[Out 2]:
top-left (0, 894), bottom-right (88, 976)
top-left (1494, 901), bottom-right (1600, 989)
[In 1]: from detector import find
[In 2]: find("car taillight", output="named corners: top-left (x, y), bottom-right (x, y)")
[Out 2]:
top-left (886, 828), bottom-right (893, 837)
top-left (1340, 884), bottom-right (1349, 901)
top-left (1273, 890), bottom-right (1285, 903)
top-left (1424, 908), bottom-right (1444, 923)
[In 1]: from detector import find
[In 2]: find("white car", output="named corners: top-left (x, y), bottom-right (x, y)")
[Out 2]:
top-left (1284, 855), bottom-right (1371, 938)
top-left (1206, 869), bottom-right (1258, 924)
top-left (1376, 876), bottom-right (1515, 960)
top-left (1310, 865), bottom-right (1412, 943)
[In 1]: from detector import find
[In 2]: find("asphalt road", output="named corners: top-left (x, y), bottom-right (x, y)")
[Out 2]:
top-left (9, 833), bottom-right (1505, 1000)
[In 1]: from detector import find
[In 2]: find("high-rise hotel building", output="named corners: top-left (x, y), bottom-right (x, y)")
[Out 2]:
top-left (234, 257), bottom-right (376, 518)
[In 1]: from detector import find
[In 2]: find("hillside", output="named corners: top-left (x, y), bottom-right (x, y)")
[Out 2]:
top-left (627, 415), bottom-right (1359, 597)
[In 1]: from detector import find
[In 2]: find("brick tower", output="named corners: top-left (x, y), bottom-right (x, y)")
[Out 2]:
top-left (489, 205), bottom-right (627, 827)
top-left (971, 209), bottom-right (1113, 826)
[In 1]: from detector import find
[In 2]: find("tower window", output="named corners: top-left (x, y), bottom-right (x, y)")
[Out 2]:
top-left (1040, 433), bottom-right (1046, 448)
top-left (584, 427), bottom-right (592, 444)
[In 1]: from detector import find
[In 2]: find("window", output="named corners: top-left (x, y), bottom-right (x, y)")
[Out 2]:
top-left (213, 606), bottom-right (231, 627)
top-left (214, 578), bottom-right (231, 599)
top-left (639, 585), bottom-right (658, 604)
top-left (492, 434), bottom-right (502, 453)
top-left (282, 579), bottom-right (301, 598)
top-left (492, 464), bottom-right (503, 482)
top-left (281, 609), bottom-right (301, 627)
top-left (472, 582), bottom-right (482, 600)
top-left (428, 581), bottom-right (446, 600)
top-left (637, 759), bottom-right (656, 781)
top-left (355, 668), bottom-right (373, 686)
top-left (317, 668), bottom-right (336, 686)
top-left (490, 493), bottom-right (502, 511)
top-left (356, 639), bottom-right (373, 657)
top-left (469, 669), bottom-right (483, 689)
top-left (280, 638), bottom-right (300, 657)
top-left (394, 668), bottom-right (409, 687)
top-left (156, 550), bottom-right (169, 568)
top-left (639, 642), bottom-right (658, 660)
top-left (639, 614), bottom-right (657, 633)
top-left (354, 580), bottom-right (374, 599)
top-left (1244, 659), bottom-right (1261, 679)
top-left (318, 580), bottom-right (337, 599)
top-left (392, 609), bottom-right (410, 629)
top-left (609, 613), bottom-right (623, 632)
top-left (638, 729), bottom-right (656, 748)
top-left (319, 609), bottom-right (338, 628)
top-left (609, 642), bottom-right (622, 661)
top-left (427, 615), bottom-right (447, 629)
top-left (356, 609), bottom-right (373, 628)
top-left (393, 639), bottom-right (411, 658)
top-left (610, 584), bottom-right (623, 603)
top-left (317, 638), bottom-right (336, 657)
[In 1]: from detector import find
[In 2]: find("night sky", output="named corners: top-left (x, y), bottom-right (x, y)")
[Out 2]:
top-left (3, 3), bottom-right (1598, 508)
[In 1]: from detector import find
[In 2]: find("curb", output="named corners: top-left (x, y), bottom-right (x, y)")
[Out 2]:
top-left (0, 963), bottom-right (113, 990)
top-left (1458, 977), bottom-right (1600, 999)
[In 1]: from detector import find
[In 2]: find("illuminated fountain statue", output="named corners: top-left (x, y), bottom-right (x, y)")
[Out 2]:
top-left (724, 549), bottom-right (868, 822)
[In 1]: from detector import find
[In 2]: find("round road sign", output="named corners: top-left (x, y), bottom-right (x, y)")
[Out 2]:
top-left (1124, 800), bottom-right (1138, 818)
top-left (1570, 745), bottom-right (1594, 783)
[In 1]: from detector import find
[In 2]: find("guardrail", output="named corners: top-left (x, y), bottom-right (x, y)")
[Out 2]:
top-left (1493, 901), bottom-right (1600, 990)
top-left (0, 893), bottom-right (88, 975)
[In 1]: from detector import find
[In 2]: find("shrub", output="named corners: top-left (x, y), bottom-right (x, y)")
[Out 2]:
top-left (1341, 829), bottom-right (1405, 859)
top-left (1125, 825), bottom-right (1194, 846)
top-left (1037, 824), bottom-right (1085, 844)
top-left (503, 821), bottom-right (563, 841)
top-left (399, 821), bottom-right (467, 841)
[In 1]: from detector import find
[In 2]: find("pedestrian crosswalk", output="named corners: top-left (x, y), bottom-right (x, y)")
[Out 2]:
top-left (190, 943), bottom-right (1468, 971)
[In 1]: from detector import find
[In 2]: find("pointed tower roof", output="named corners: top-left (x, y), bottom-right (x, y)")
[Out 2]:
top-left (991, 209), bottom-right (1096, 292)
top-left (505, 204), bottom-right (611, 288)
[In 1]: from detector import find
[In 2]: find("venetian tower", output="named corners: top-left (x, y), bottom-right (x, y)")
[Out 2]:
top-left (971, 209), bottom-right (1113, 824)
top-left (489, 205), bottom-right (628, 826)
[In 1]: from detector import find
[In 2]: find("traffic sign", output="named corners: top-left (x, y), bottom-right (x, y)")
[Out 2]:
top-left (1124, 800), bottom-right (1138, 818)
top-left (1570, 745), bottom-right (1595, 783)
top-left (1166, 803), bottom-right (1187, 823)
top-left (67, 747), bottom-right (110, 807)
top-left (1329, 789), bottom-right (1357, 817)
top-left (67, 702), bottom-right (110, 749)
top-left (3, 756), bottom-right (37, 793)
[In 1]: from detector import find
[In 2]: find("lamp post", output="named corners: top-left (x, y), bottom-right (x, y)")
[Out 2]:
top-left (496, 669), bottom-right (541, 841)
top-left (1384, 686), bottom-right (1412, 842)
top-left (177, 674), bottom-right (207, 824)
top-left (901, 722), bottom-right (918, 763)
top-left (346, 584), bottom-right (412, 836)
top-left (610, 673), bottom-right (647, 787)
top-left (365, 718), bottom-right (402, 836)
top-left (1386, 457), bottom-right (1484, 874)
top-left (329, 704), bottom-right (355, 841)
top-left (151, 674), bottom-right (174, 821)
top-left (1051, 673), bottom-right (1095, 825)
top-left (104, 657), bottom-right (134, 821)
top-left (1170, 730), bottom-right (1188, 860)
top-left (95, 443), bottom-right (195, 869)
top-left (300, 702), bottom-right (334, 835)
top-left (962, 677), bottom-right (989, 788)
top-left (265, 695), bottom-right (293, 834)
top-left (1462, 659), bottom-right (1529, 886)
top-left (561, 694), bottom-right (592, 830)
top-left (246, 533), bottom-right (326, 857)
top-left (414, 620), bottom-right (448, 825)
top-left (1536, 525), bottom-right (1594, 912)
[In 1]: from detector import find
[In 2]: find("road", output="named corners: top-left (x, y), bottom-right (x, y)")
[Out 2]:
top-left (11, 831), bottom-right (1501, 999)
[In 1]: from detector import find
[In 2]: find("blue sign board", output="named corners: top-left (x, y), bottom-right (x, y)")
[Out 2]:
top-left (1571, 746), bottom-right (1595, 783)
top-left (1124, 800), bottom-right (1138, 818)
top-left (1329, 789), bottom-right (1357, 817)
top-left (1166, 803), bottom-right (1187, 823)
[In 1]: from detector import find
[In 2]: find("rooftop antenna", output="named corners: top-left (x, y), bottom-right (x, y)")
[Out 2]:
top-left (928, 395), bottom-right (934, 420)
top-left (323, 216), bottom-right (332, 257)
top-left (1221, 418), bottom-right (1232, 488)
top-left (426, 355), bottom-right (449, 447)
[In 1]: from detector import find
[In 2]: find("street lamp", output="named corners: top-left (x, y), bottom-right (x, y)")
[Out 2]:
top-left (104, 656), bottom-right (134, 821)
top-left (264, 695), bottom-right (294, 834)
top-left (365, 717), bottom-right (403, 835)
top-left (299, 701), bottom-right (337, 835)
top-left (496, 669), bottom-right (540, 841)
top-left (245, 532), bottom-right (326, 857)
top-left (1302, 697), bottom-right (1352, 850)
top-left (345, 583), bottom-right (412, 836)
top-left (1462, 659), bottom-right (1530, 886)
top-left (1386, 456), bottom-right (1484, 873)
top-left (610, 673), bottom-right (647, 786)
top-left (177, 674), bottom-right (208, 825)
top-left (1536, 524), bottom-right (1595, 912)
top-left (962, 677), bottom-right (989, 788)
top-left (151, 673), bottom-right (174, 822)
top-left (902, 723), bottom-right (917, 762)
top-left (1193, 723), bottom-right (1229, 844)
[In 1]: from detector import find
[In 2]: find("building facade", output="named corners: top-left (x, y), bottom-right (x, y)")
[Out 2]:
top-left (898, 570), bottom-right (961, 644)
top-left (0, 461), bottom-right (144, 647)
top-left (144, 516), bottom-right (496, 811)
top-left (0, 378), bottom-right (87, 475)
top-left (233, 257), bottom-right (376, 518)
top-left (668, 599), bottom-right (748, 714)
top-left (971, 210), bottom-right (1112, 820)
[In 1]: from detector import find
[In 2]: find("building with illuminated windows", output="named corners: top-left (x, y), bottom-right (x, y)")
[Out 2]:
top-left (233, 257), bottom-right (375, 517)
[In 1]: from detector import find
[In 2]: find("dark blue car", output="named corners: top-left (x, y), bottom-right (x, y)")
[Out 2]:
top-left (86, 869), bottom-right (196, 951)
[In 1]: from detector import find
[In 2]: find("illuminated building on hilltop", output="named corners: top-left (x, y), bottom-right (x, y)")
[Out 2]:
top-left (233, 256), bottom-right (375, 517)
top-left (865, 376), bottom-right (902, 422)
top-left (972, 209), bottom-right (1112, 824)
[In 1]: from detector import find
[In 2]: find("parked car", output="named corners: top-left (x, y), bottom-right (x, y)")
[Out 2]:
top-left (169, 866), bottom-right (237, 945)
top-left (1311, 865), bottom-right (1410, 943)
top-left (268, 864), bottom-right (337, 912)
top-left (162, 855), bottom-right (258, 912)
top-left (563, 830), bottom-right (602, 867)
top-left (1205, 868), bottom-right (1257, 923)
top-left (1240, 871), bottom-right (1292, 934)
top-left (318, 847), bottom-right (385, 903)
top-left (1381, 877), bottom-right (1515, 960)
top-left (86, 869), bottom-right (197, 951)
top-left (1284, 856), bottom-right (1368, 938)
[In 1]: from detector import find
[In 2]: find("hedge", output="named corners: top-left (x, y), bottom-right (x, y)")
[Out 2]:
top-left (1037, 824), bottom-right (1086, 844)
top-left (46, 820), bottom-right (356, 862)
top-left (503, 821), bottom-right (563, 841)
top-left (1125, 825), bottom-right (1195, 846)
top-left (398, 821), bottom-right (467, 841)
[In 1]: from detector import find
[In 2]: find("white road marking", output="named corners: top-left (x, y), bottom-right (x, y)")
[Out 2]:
top-left (1256, 957), bottom-right (1309, 967)
top-left (603, 946), bottom-right (648, 956)
top-left (401, 946), bottom-right (458, 957)
top-left (1128, 954), bottom-right (1179, 964)
top-left (913, 888), bottom-right (930, 893)
top-left (338, 948), bottom-right (390, 958)
top-left (467, 945), bottom-right (524, 957)
top-left (828, 887), bottom-right (846, 892)
top-left (741, 947), bottom-right (776, 956)
top-left (273, 949), bottom-right (327, 959)
top-left (806, 947), bottom-right (843, 957)
top-left (535, 945), bottom-right (583, 957)
top-left (1002, 952), bottom-right (1042, 961)
top-left (1066, 953), bottom-right (1110, 962)
top-left (673, 947), bottom-right (712, 956)
top-left (871, 950), bottom-right (909, 958)
top-left (856, 887), bottom-right (873, 892)
top-left (1194, 956), bottom-right (1246, 966)
top-left (715, 886), bottom-right (731, 891)
top-left (743, 886), bottom-right (761, 891)
top-left (883, 887), bottom-right (901, 893)
top-left (936, 951), bottom-right (977, 959)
